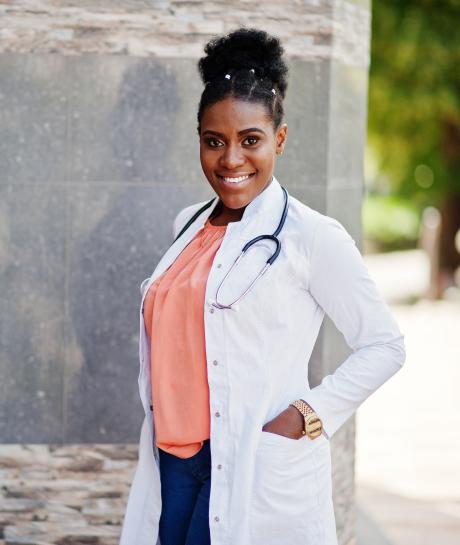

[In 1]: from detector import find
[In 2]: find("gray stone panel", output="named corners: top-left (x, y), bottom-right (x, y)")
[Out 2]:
top-left (332, 418), bottom-right (357, 545)
top-left (68, 55), bottom-right (213, 185)
top-left (287, 184), bottom-right (328, 216)
top-left (328, 62), bottom-right (369, 188)
top-left (327, 184), bottom-right (365, 248)
top-left (281, 60), bottom-right (329, 188)
top-left (63, 182), bottom-right (213, 442)
top-left (0, 185), bottom-right (66, 442)
top-left (0, 54), bottom-right (215, 187)
top-left (0, 55), bottom-right (70, 184)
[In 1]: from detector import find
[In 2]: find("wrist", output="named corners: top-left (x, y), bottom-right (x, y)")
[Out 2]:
top-left (287, 405), bottom-right (305, 435)
top-left (290, 399), bottom-right (323, 439)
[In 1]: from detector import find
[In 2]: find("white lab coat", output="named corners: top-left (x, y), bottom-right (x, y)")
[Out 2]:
top-left (119, 175), bottom-right (406, 545)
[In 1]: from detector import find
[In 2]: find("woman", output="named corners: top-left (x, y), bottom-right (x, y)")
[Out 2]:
top-left (119, 28), bottom-right (406, 545)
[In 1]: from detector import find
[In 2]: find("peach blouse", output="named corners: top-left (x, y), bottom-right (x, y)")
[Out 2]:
top-left (143, 217), bottom-right (227, 459)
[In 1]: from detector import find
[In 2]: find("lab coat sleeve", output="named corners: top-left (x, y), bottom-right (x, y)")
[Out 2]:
top-left (301, 217), bottom-right (406, 440)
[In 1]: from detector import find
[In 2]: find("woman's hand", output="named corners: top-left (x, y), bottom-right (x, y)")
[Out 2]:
top-left (261, 405), bottom-right (304, 440)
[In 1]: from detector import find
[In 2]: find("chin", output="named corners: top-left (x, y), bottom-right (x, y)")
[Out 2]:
top-left (218, 193), bottom-right (251, 209)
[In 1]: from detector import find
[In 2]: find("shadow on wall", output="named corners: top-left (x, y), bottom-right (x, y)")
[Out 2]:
top-left (67, 59), bottom-right (187, 442)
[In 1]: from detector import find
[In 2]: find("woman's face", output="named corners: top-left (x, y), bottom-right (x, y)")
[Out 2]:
top-left (199, 96), bottom-right (288, 218)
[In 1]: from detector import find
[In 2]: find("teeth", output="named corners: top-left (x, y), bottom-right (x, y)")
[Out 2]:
top-left (220, 174), bottom-right (253, 183)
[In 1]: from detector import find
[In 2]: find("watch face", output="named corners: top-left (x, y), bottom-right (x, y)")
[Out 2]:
top-left (305, 415), bottom-right (322, 438)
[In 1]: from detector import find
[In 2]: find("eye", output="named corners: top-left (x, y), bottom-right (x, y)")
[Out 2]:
top-left (204, 138), bottom-right (223, 148)
top-left (244, 135), bottom-right (259, 146)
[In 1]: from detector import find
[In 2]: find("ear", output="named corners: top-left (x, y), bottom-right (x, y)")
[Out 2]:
top-left (275, 123), bottom-right (288, 155)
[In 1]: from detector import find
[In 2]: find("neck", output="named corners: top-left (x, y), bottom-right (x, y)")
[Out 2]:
top-left (209, 175), bottom-right (274, 226)
top-left (209, 200), bottom-right (245, 226)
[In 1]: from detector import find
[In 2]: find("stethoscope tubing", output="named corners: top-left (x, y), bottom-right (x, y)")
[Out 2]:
top-left (171, 182), bottom-right (290, 311)
top-left (212, 185), bottom-right (289, 310)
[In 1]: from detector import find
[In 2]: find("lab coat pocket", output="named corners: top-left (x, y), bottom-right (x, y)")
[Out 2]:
top-left (248, 431), bottom-right (328, 542)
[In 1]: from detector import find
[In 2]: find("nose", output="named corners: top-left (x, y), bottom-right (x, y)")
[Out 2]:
top-left (219, 143), bottom-right (245, 170)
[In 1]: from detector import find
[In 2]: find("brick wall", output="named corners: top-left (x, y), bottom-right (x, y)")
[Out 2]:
top-left (0, 0), bottom-right (369, 66)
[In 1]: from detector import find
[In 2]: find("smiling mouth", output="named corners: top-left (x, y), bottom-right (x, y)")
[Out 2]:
top-left (216, 172), bottom-right (256, 185)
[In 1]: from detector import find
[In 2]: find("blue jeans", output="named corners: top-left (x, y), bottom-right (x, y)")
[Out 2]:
top-left (158, 439), bottom-right (211, 545)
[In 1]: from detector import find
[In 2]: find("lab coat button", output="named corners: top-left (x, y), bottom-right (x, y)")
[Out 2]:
top-left (214, 516), bottom-right (220, 522)
top-left (215, 411), bottom-right (220, 418)
top-left (217, 464), bottom-right (222, 470)
top-left (209, 307), bottom-right (215, 314)
top-left (217, 263), bottom-right (222, 268)
top-left (213, 360), bottom-right (218, 366)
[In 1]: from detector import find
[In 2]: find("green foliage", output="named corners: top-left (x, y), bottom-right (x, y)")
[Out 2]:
top-left (363, 192), bottom-right (421, 250)
top-left (368, 0), bottom-right (460, 205)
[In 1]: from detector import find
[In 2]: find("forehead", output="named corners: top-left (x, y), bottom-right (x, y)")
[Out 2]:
top-left (201, 96), bottom-right (271, 132)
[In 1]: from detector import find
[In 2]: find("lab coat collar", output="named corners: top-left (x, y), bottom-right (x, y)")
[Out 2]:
top-left (143, 175), bottom-right (285, 292)
top-left (241, 174), bottom-right (283, 223)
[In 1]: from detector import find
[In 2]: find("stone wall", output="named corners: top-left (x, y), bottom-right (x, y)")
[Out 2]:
top-left (0, 0), bottom-right (369, 65)
top-left (0, 2), bottom-right (371, 544)
top-left (0, 444), bottom-right (136, 544)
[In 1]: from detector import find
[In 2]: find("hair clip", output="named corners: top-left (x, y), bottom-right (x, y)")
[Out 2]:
top-left (225, 73), bottom-right (231, 79)
top-left (271, 88), bottom-right (276, 95)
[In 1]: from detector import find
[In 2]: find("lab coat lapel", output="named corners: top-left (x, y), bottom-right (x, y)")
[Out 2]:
top-left (137, 196), bottom-right (220, 418)
top-left (141, 176), bottom-right (285, 306)
top-left (236, 175), bottom-right (285, 240)
top-left (205, 177), bottom-right (287, 310)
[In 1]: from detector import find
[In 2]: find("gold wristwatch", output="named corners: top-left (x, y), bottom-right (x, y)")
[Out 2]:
top-left (290, 399), bottom-right (323, 439)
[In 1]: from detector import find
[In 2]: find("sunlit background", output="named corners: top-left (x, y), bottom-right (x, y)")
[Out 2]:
top-left (356, 2), bottom-right (460, 543)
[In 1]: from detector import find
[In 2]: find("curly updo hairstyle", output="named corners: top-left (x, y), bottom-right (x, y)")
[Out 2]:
top-left (196, 27), bottom-right (289, 135)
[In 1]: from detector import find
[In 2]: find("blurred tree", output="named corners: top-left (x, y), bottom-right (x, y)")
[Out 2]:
top-left (369, 0), bottom-right (460, 297)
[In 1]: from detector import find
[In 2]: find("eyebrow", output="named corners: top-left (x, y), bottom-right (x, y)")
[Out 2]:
top-left (202, 127), bottom-right (266, 137)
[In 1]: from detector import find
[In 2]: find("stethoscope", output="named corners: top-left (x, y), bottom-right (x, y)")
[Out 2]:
top-left (174, 182), bottom-right (290, 311)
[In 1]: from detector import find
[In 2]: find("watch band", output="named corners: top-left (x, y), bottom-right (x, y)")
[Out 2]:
top-left (290, 399), bottom-right (323, 439)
